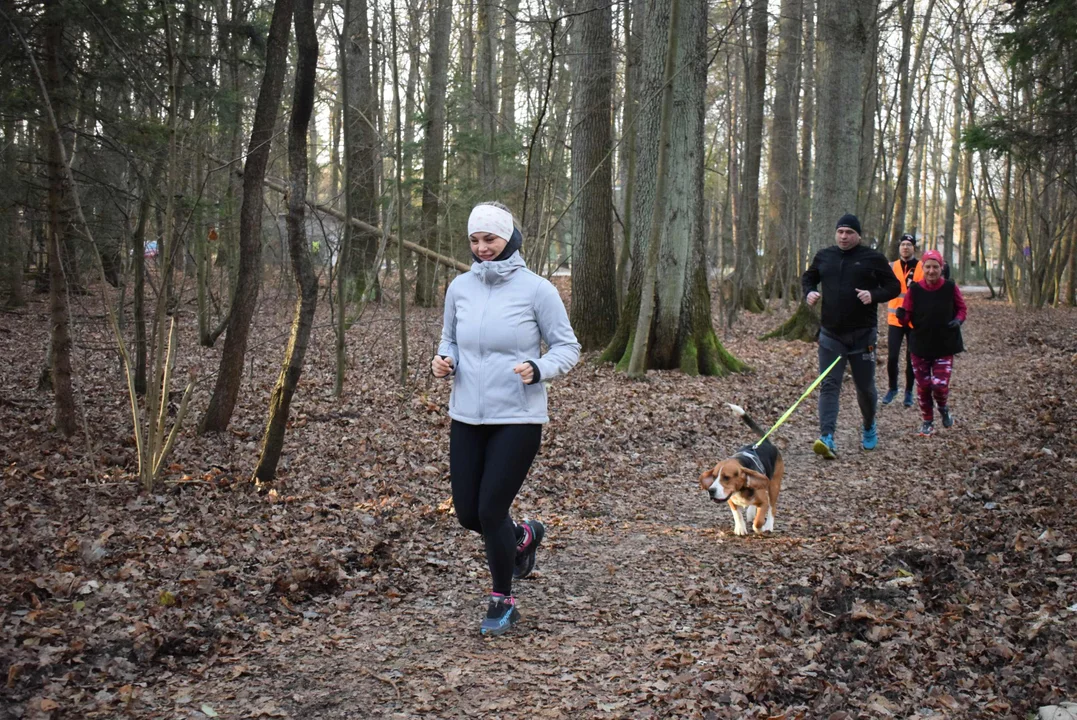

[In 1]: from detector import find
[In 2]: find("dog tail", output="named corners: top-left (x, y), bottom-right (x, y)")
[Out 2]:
top-left (727, 403), bottom-right (767, 438)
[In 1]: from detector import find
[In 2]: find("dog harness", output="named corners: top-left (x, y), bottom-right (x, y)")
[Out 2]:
top-left (734, 443), bottom-right (779, 479)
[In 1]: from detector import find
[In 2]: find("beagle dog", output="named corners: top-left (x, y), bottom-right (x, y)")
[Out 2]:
top-left (698, 404), bottom-right (784, 535)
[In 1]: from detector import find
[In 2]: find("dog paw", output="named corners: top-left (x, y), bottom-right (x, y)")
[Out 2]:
top-left (734, 526), bottom-right (749, 536)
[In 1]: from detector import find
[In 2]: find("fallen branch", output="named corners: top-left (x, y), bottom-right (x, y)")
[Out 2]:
top-left (212, 156), bottom-right (470, 273)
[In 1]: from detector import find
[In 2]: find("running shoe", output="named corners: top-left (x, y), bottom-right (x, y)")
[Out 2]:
top-left (882, 389), bottom-right (898, 405)
top-left (918, 421), bottom-right (935, 437)
top-left (903, 390), bottom-right (914, 408)
top-left (479, 595), bottom-right (520, 636)
top-left (862, 422), bottom-right (878, 450)
top-left (813, 434), bottom-right (837, 459)
top-left (939, 406), bottom-right (953, 428)
top-left (513, 519), bottom-right (545, 580)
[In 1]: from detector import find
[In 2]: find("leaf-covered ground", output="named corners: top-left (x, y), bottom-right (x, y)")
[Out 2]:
top-left (2, 280), bottom-right (1075, 720)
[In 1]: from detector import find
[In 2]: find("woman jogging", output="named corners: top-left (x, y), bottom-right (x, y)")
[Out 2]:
top-left (431, 201), bottom-right (580, 636)
top-left (896, 250), bottom-right (967, 436)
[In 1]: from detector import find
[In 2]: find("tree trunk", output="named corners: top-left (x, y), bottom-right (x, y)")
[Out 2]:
top-left (200, 0), bottom-right (294, 433)
top-left (603, 0), bottom-right (745, 377)
top-left (856, 11), bottom-right (879, 228)
top-left (907, 84), bottom-right (929, 234)
top-left (615, 0), bottom-right (639, 306)
top-left (414, 0), bottom-right (452, 307)
top-left (942, 31), bottom-right (964, 271)
top-left (253, 0), bottom-right (318, 484)
top-left (2, 116), bottom-right (25, 308)
top-left (733, 0), bottom-right (766, 312)
top-left (43, 0), bottom-right (78, 437)
top-left (763, 0), bottom-right (802, 298)
top-left (569, 0), bottom-right (617, 350)
top-left (888, 0), bottom-right (935, 256)
top-left (132, 161), bottom-right (162, 396)
top-left (809, 0), bottom-right (876, 255)
top-left (390, 0), bottom-right (408, 383)
top-left (476, 0), bottom-right (498, 190)
top-left (344, 0), bottom-right (382, 299)
top-left (959, 113), bottom-right (974, 283)
top-left (500, 0), bottom-right (520, 136)
top-left (796, 0), bottom-right (814, 275)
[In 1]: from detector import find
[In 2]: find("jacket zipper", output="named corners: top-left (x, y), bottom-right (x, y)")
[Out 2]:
top-left (477, 280), bottom-right (492, 421)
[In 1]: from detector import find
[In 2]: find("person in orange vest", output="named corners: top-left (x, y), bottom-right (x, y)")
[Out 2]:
top-left (884, 233), bottom-right (951, 408)
top-left (883, 234), bottom-right (921, 408)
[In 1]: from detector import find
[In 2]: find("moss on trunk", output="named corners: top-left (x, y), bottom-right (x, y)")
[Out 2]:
top-left (761, 301), bottom-right (819, 342)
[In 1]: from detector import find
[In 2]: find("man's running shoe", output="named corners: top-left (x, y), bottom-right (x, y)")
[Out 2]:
top-left (862, 422), bottom-right (878, 450)
top-left (918, 421), bottom-right (935, 437)
top-left (513, 519), bottom-right (545, 579)
top-left (813, 434), bottom-right (837, 459)
top-left (939, 406), bottom-right (953, 428)
top-left (479, 595), bottom-right (520, 636)
top-left (903, 390), bottom-right (914, 408)
top-left (882, 389), bottom-right (898, 405)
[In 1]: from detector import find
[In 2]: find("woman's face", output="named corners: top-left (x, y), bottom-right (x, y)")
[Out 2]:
top-left (922, 259), bottom-right (942, 283)
top-left (470, 232), bottom-right (508, 261)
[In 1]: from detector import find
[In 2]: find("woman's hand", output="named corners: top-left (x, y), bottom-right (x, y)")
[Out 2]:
top-left (513, 362), bottom-right (534, 385)
top-left (431, 355), bottom-right (454, 378)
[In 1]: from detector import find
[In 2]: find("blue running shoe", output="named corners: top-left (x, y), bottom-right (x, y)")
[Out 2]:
top-left (862, 422), bottom-right (878, 450)
top-left (919, 421), bottom-right (935, 437)
top-left (479, 595), bottom-right (520, 636)
top-left (903, 390), bottom-right (914, 407)
top-left (812, 434), bottom-right (837, 459)
top-left (882, 389), bottom-right (898, 405)
top-left (514, 519), bottom-right (545, 580)
top-left (939, 406), bottom-right (953, 428)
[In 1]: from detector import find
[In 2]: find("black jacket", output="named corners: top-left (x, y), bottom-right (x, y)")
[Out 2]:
top-left (907, 280), bottom-right (964, 358)
top-left (801, 243), bottom-right (901, 333)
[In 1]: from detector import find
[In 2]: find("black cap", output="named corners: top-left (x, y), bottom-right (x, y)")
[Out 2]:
top-left (836, 213), bottom-right (862, 236)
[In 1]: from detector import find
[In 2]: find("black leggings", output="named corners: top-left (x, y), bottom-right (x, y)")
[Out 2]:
top-left (449, 421), bottom-right (542, 596)
top-left (886, 324), bottom-right (914, 393)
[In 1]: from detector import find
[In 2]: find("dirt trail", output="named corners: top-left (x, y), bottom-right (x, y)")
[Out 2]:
top-left (2, 297), bottom-right (1075, 720)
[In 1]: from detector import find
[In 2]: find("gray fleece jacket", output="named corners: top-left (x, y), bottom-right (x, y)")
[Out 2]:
top-left (437, 252), bottom-right (580, 425)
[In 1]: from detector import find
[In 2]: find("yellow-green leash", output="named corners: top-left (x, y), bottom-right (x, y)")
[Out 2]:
top-left (753, 354), bottom-right (843, 449)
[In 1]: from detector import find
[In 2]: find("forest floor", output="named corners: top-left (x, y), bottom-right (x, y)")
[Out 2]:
top-left (2, 278), bottom-right (1076, 720)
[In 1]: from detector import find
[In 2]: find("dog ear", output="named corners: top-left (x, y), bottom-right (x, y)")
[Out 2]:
top-left (741, 468), bottom-right (771, 488)
top-left (698, 466), bottom-right (718, 490)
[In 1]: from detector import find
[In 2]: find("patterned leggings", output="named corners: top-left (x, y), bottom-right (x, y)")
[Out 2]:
top-left (910, 354), bottom-right (953, 421)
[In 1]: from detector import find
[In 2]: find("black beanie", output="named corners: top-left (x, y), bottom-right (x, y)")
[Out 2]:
top-left (900, 232), bottom-right (917, 247)
top-left (835, 213), bottom-right (862, 236)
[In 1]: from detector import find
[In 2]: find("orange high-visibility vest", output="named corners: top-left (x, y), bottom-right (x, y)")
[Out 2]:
top-left (887, 259), bottom-right (924, 327)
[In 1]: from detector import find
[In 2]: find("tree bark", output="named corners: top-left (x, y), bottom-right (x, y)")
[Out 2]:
top-left (763, 0), bottom-right (802, 298)
top-left (809, 0), bottom-right (877, 255)
top-left (888, 0), bottom-right (935, 256)
top-left (414, 0), bottom-right (452, 307)
top-left (475, 0), bottom-right (498, 190)
top-left (603, 0), bottom-right (745, 377)
top-left (344, 0), bottom-right (382, 298)
top-left (943, 28), bottom-right (965, 271)
top-left (2, 116), bottom-right (25, 308)
top-left (569, 0), bottom-right (617, 350)
top-left (200, 0), bottom-right (294, 433)
top-left (43, 0), bottom-right (78, 437)
top-left (253, 0), bottom-right (318, 484)
top-left (796, 0), bottom-right (815, 275)
top-left (500, 0), bottom-right (520, 138)
top-left (733, 0), bottom-right (766, 312)
top-left (616, 0), bottom-right (639, 306)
